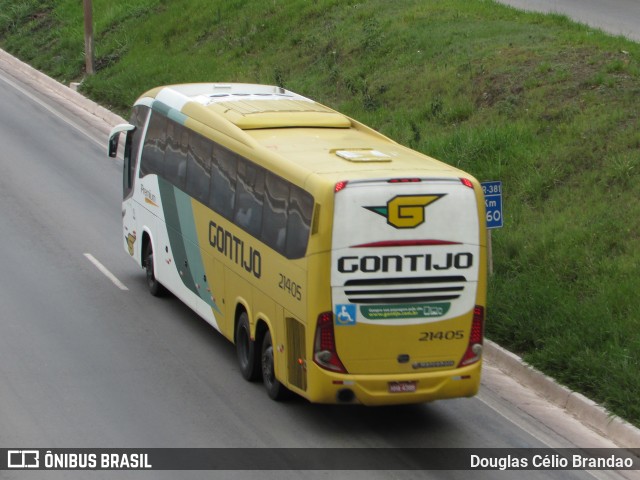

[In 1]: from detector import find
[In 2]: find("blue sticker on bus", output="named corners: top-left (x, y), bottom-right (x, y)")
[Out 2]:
top-left (335, 304), bottom-right (357, 326)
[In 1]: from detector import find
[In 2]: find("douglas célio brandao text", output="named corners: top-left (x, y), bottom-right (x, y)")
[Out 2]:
top-left (470, 453), bottom-right (635, 470)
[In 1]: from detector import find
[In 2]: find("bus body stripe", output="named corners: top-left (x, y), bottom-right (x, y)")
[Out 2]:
top-left (159, 179), bottom-right (197, 292)
top-left (158, 179), bottom-right (222, 313)
top-left (152, 100), bottom-right (188, 125)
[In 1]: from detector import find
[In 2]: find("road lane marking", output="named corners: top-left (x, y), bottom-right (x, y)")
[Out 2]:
top-left (84, 253), bottom-right (129, 291)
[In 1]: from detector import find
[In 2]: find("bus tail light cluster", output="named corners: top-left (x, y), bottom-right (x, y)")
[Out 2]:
top-left (334, 181), bottom-right (348, 193)
top-left (458, 306), bottom-right (484, 367)
top-left (313, 312), bottom-right (347, 373)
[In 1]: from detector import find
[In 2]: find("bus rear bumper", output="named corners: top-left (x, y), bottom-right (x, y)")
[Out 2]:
top-left (304, 361), bottom-right (482, 406)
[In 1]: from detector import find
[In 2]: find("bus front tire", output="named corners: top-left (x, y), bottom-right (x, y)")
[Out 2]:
top-left (261, 330), bottom-right (290, 401)
top-left (235, 313), bottom-right (260, 381)
top-left (144, 244), bottom-right (166, 297)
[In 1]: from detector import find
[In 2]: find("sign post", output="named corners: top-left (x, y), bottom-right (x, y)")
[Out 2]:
top-left (481, 181), bottom-right (503, 275)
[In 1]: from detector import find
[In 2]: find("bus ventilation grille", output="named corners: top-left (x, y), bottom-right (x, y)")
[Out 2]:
top-left (286, 317), bottom-right (307, 391)
top-left (343, 276), bottom-right (466, 304)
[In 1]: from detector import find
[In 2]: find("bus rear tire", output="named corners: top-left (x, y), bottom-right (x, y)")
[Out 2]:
top-left (144, 243), bottom-right (166, 297)
top-left (261, 330), bottom-right (291, 401)
top-left (235, 312), bottom-right (260, 381)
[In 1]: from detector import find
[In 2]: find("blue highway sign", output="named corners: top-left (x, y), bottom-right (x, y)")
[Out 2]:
top-left (481, 181), bottom-right (503, 229)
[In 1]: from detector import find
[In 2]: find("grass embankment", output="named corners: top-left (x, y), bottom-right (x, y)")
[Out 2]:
top-left (1, 0), bottom-right (639, 426)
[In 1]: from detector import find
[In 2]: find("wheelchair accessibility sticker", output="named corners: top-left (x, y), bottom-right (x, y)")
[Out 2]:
top-left (335, 304), bottom-right (357, 326)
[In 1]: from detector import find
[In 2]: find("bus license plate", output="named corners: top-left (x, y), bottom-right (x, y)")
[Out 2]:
top-left (388, 381), bottom-right (417, 393)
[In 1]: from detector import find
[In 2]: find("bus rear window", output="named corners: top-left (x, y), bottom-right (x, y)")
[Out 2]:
top-left (286, 186), bottom-right (313, 259)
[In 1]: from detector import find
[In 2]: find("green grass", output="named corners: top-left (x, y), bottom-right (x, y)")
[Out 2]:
top-left (2, 0), bottom-right (640, 426)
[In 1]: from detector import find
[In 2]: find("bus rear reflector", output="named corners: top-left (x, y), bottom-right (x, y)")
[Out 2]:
top-left (460, 178), bottom-right (474, 189)
top-left (457, 306), bottom-right (484, 367)
top-left (313, 312), bottom-right (347, 373)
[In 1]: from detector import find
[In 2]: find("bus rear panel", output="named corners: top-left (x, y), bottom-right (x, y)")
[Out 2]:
top-left (308, 176), bottom-right (486, 405)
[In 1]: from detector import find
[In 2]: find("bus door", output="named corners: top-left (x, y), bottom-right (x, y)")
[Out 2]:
top-left (109, 122), bottom-right (140, 261)
top-left (109, 106), bottom-right (151, 263)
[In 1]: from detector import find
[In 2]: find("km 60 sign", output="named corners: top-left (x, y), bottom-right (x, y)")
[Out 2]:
top-left (481, 181), bottom-right (503, 229)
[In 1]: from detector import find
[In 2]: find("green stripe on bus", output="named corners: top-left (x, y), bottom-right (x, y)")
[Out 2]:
top-left (174, 189), bottom-right (221, 312)
top-left (152, 100), bottom-right (188, 125)
top-left (159, 178), bottom-right (221, 312)
top-left (158, 179), bottom-right (197, 294)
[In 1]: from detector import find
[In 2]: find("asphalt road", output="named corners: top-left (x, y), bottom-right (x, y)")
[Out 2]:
top-left (496, 0), bottom-right (640, 42)
top-left (0, 54), bottom-right (636, 480)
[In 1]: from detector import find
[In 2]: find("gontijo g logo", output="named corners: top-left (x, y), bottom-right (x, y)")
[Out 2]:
top-left (365, 194), bottom-right (444, 229)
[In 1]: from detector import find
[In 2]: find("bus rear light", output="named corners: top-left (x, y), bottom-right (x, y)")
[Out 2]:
top-left (313, 312), bottom-right (347, 373)
top-left (460, 178), bottom-right (474, 189)
top-left (334, 181), bottom-right (348, 193)
top-left (458, 305), bottom-right (484, 367)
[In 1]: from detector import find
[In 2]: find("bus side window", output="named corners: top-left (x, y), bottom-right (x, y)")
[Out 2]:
top-left (164, 121), bottom-right (188, 190)
top-left (262, 172), bottom-right (290, 254)
top-left (209, 145), bottom-right (237, 220)
top-left (186, 132), bottom-right (212, 205)
top-left (286, 186), bottom-right (313, 259)
top-left (140, 112), bottom-right (167, 178)
top-left (234, 158), bottom-right (265, 237)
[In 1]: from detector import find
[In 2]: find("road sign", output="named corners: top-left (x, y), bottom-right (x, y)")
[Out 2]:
top-left (481, 181), bottom-right (503, 229)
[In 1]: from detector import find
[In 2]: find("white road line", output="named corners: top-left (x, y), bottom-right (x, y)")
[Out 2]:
top-left (84, 253), bottom-right (129, 291)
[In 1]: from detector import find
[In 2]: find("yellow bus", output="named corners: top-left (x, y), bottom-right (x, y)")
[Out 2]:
top-left (108, 83), bottom-right (487, 405)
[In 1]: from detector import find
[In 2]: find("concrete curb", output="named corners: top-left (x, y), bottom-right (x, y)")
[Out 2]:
top-left (2, 46), bottom-right (639, 450)
top-left (0, 48), bottom-right (126, 128)
top-left (485, 340), bottom-right (640, 448)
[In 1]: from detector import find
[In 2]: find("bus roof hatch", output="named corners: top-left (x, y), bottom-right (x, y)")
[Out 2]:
top-left (205, 99), bottom-right (352, 130)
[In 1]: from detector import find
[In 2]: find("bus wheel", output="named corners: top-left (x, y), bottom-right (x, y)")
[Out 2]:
top-left (235, 313), bottom-right (260, 381)
top-left (144, 243), bottom-right (165, 297)
top-left (261, 330), bottom-right (290, 401)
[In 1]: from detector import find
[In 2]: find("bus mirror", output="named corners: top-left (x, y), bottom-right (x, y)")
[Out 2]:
top-left (108, 123), bottom-right (135, 158)
top-left (108, 135), bottom-right (119, 158)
